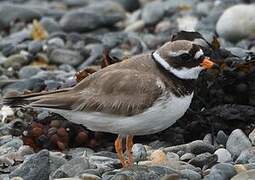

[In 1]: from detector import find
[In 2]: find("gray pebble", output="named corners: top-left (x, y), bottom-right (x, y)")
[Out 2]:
top-left (10, 150), bottom-right (50, 180)
top-left (49, 48), bottom-right (83, 67)
top-left (18, 66), bottom-right (42, 79)
top-left (60, 1), bottom-right (126, 32)
top-left (0, 4), bottom-right (41, 29)
top-left (47, 37), bottom-right (65, 48)
top-left (132, 143), bottom-right (147, 163)
top-left (236, 147), bottom-right (255, 164)
top-left (180, 169), bottom-right (201, 180)
top-left (52, 157), bottom-right (91, 178)
top-left (141, 1), bottom-right (164, 25)
top-left (216, 130), bottom-right (228, 146)
top-left (28, 41), bottom-right (43, 54)
top-left (79, 173), bottom-right (101, 180)
top-left (40, 17), bottom-right (61, 33)
top-left (248, 128), bottom-right (255, 145)
top-left (216, 4), bottom-right (255, 42)
top-left (226, 129), bottom-right (252, 159)
top-left (188, 152), bottom-right (217, 168)
top-left (1, 54), bottom-right (30, 68)
top-left (214, 148), bottom-right (232, 163)
top-left (203, 163), bottom-right (237, 180)
top-left (180, 153), bottom-right (195, 161)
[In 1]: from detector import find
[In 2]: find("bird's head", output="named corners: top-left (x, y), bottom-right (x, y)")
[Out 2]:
top-left (153, 40), bottom-right (217, 79)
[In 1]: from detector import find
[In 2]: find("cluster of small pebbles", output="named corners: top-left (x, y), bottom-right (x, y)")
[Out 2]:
top-left (1, 0), bottom-right (255, 179)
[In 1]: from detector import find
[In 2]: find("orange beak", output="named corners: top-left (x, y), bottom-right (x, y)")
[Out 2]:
top-left (200, 57), bottom-right (216, 69)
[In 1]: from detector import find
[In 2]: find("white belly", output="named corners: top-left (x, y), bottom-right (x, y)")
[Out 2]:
top-left (46, 93), bottom-right (193, 136)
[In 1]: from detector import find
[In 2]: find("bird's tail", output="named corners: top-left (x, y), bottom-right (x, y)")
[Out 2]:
top-left (2, 88), bottom-right (72, 108)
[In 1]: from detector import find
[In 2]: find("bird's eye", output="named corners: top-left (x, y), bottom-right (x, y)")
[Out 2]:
top-left (180, 53), bottom-right (192, 61)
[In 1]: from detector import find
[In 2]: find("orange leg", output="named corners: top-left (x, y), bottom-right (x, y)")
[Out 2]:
top-left (126, 135), bottom-right (134, 166)
top-left (114, 135), bottom-right (126, 167)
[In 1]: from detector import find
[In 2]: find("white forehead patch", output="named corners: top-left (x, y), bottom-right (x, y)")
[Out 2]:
top-left (152, 51), bottom-right (204, 79)
top-left (194, 49), bottom-right (204, 59)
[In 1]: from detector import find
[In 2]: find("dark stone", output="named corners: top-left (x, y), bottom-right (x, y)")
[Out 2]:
top-left (9, 150), bottom-right (50, 180)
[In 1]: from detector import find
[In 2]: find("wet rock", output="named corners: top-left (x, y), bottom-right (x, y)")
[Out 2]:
top-left (0, 4), bottom-right (41, 29)
top-left (203, 163), bottom-right (236, 180)
top-left (3, 78), bottom-right (45, 94)
top-left (28, 41), bottom-right (43, 55)
top-left (180, 169), bottom-right (201, 180)
top-left (52, 157), bottom-right (91, 178)
top-left (231, 169), bottom-right (255, 180)
top-left (40, 17), bottom-right (61, 33)
top-left (102, 165), bottom-right (176, 180)
top-left (79, 173), bottom-right (101, 180)
top-left (236, 147), bottom-right (255, 164)
top-left (1, 54), bottom-right (30, 68)
top-left (164, 140), bottom-right (215, 155)
top-left (188, 152), bottom-right (217, 168)
top-left (48, 37), bottom-right (65, 48)
top-left (67, 148), bottom-right (94, 159)
top-left (89, 155), bottom-right (120, 168)
top-left (216, 4), bottom-right (255, 42)
top-left (141, 1), bottom-right (164, 25)
top-left (49, 49), bottom-right (83, 67)
top-left (226, 129), bottom-right (252, 159)
top-left (180, 153), bottom-right (195, 161)
top-left (214, 148), bottom-right (232, 163)
top-left (60, 1), bottom-right (126, 32)
top-left (216, 130), bottom-right (228, 146)
top-left (177, 16), bottom-right (198, 31)
top-left (9, 150), bottom-right (50, 180)
top-left (49, 152), bottom-right (68, 176)
top-left (18, 66), bottom-right (42, 79)
top-left (166, 152), bottom-right (179, 161)
top-left (248, 128), bottom-right (255, 145)
top-left (113, 0), bottom-right (140, 12)
top-left (132, 143), bottom-right (147, 163)
top-left (0, 137), bottom-right (23, 155)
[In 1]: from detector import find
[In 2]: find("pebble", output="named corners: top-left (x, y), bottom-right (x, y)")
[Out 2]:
top-left (3, 78), bottom-right (45, 94)
top-left (48, 37), bottom-right (65, 48)
top-left (52, 157), bottom-right (91, 178)
top-left (141, 1), bottom-right (164, 25)
top-left (28, 41), bottom-right (43, 55)
top-left (226, 129), bottom-right (252, 159)
top-left (236, 147), bottom-right (255, 164)
top-left (49, 49), bottom-right (83, 67)
top-left (114, 0), bottom-right (140, 12)
top-left (180, 169), bottom-right (201, 180)
top-left (203, 163), bottom-right (237, 180)
top-left (79, 173), bottom-right (101, 180)
top-left (9, 150), bottom-right (50, 180)
top-left (248, 128), bottom-right (255, 145)
top-left (40, 17), bottom-right (61, 33)
top-left (214, 148), bottom-right (232, 163)
top-left (89, 155), bottom-right (120, 168)
top-left (216, 4), bottom-right (255, 42)
top-left (1, 54), bottom-right (30, 68)
top-left (216, 130), bottom-right (228, 146)
top-left (231, 169), bottom-right (255, 180)
top-left (0, 4), bottom-right (41, 29)
top-left (60, 1), bottom-right (126, 32)
top-left (188, 152), bottom-right (217, 168)
top-left (180, 153), bottom-right (195, 161)
top-left (164, 140), bottom-right (215, 155)
top-left (166, 152), bottom-right (179, 161)
top-left (132, 143), bottom-right (147, 163)
top-left (18, 66), bottom-right (42, 79)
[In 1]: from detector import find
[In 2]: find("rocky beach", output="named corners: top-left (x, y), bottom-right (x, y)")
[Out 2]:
top-left (1, 0), bottom-right (255, 180)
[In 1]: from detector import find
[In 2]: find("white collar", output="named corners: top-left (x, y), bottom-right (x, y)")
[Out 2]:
top-left (152, 51), bottom-right (203, 79)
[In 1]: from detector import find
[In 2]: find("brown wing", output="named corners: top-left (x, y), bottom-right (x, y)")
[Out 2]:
top-left (71, 69), bottom-right (165, 115)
